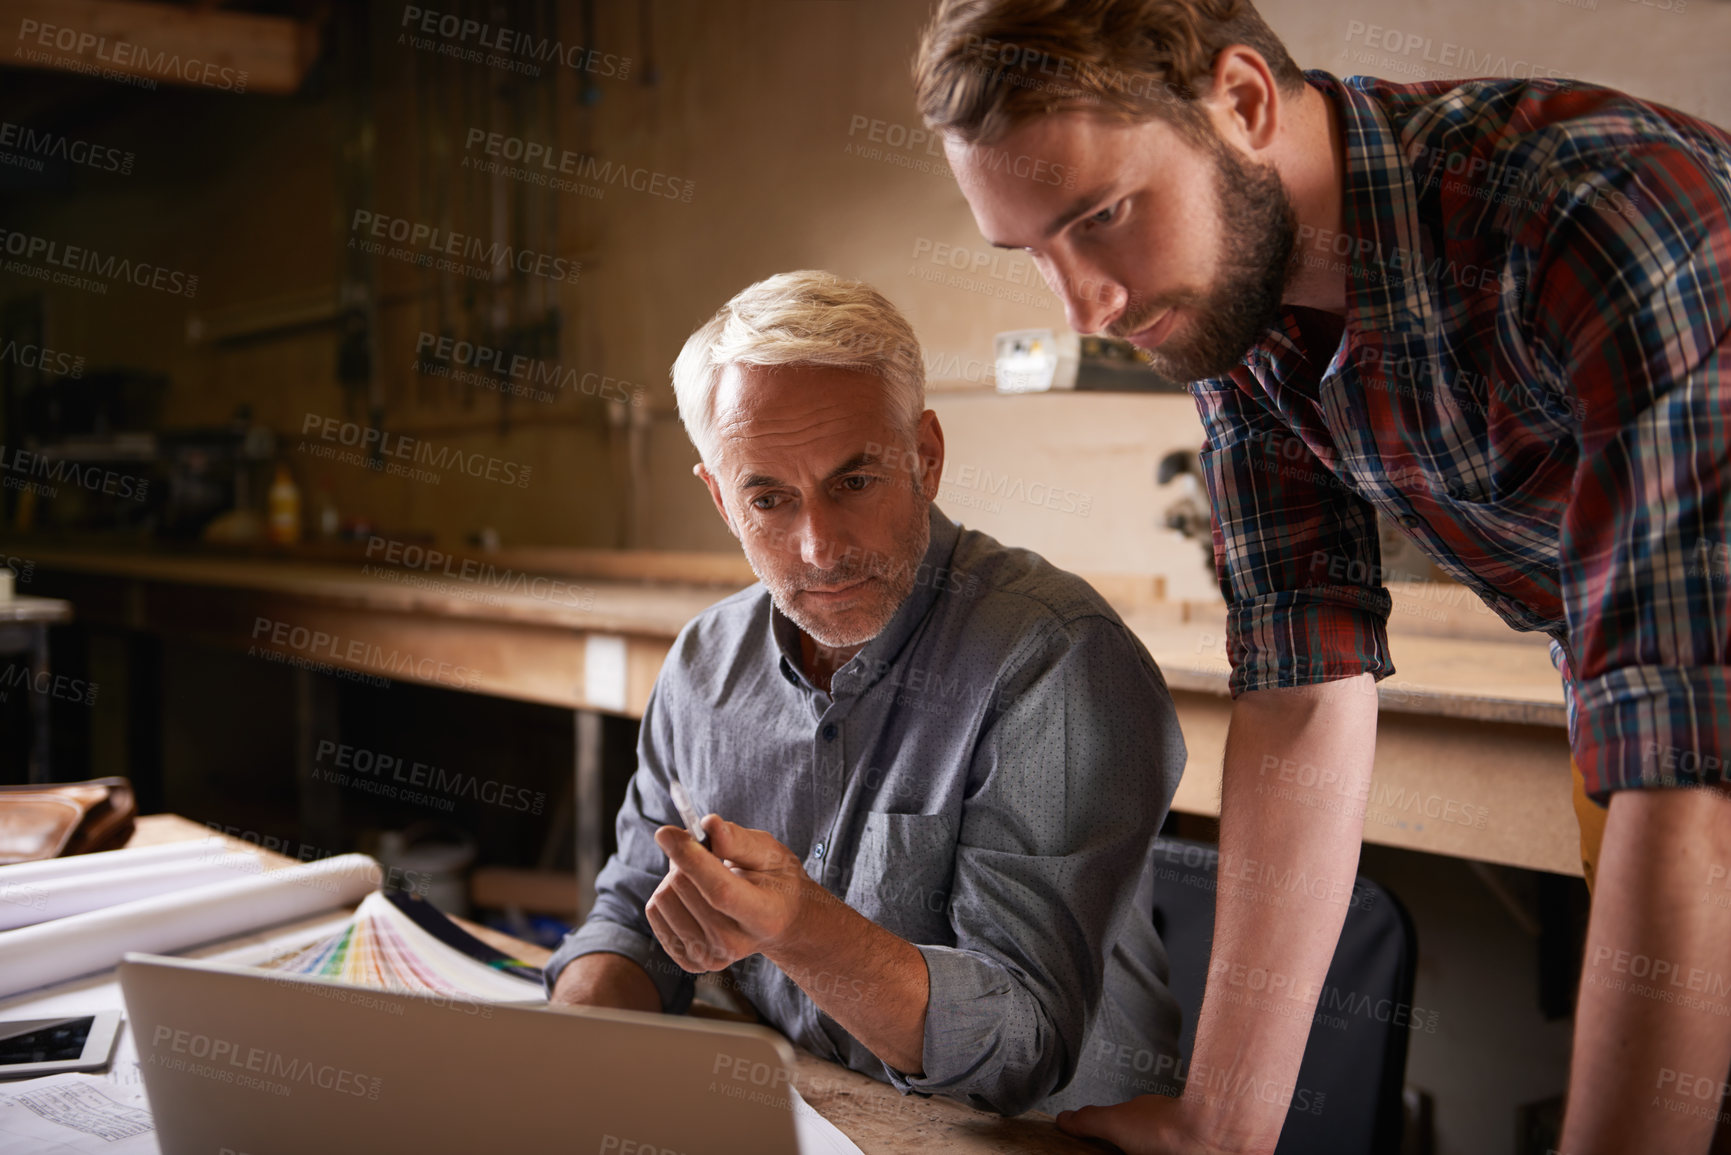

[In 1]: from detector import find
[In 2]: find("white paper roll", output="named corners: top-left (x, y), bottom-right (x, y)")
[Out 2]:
top-left (0, 840), bottom-right (227, 887)
top-left (0, 853), bottom-right (381, 1000)
top-left (0, 852), bottom-right (261, 931)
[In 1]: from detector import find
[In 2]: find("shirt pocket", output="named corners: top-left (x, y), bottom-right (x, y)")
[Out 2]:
top-left (843, 812), bottom-right (958, 942)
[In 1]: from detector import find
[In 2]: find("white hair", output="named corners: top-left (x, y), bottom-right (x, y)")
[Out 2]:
top-left (671, 270), bottom-right (926, 465)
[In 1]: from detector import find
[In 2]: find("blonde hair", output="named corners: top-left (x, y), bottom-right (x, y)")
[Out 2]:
top-left (672, 270), bottom-right (926, 465)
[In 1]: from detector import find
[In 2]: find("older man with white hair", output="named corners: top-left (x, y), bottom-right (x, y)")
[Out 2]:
top-left (545, 269), bottom-right (1187, 1116)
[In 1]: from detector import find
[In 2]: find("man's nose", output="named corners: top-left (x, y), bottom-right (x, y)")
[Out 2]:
top-left (794, 500), bottom-right (852, 570)
top-left (1044, 256), bottom-right (1126, 334)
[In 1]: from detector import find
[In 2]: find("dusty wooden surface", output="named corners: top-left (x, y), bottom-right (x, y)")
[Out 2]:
top-left (30, 545), bottom-right (1566, 724)
top-left (69, 547), bottom-right (1580, 870)
top-left (791, 1053), bottom-right (1106, 1154)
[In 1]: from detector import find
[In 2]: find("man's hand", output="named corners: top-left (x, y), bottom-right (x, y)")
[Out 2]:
top-left (645, 815), bottom-right (812, 973)
top-left (1102, 676), bottom-right (1378, 1155)
top-left (1057, 1096), bottom-right (1249, 1155)
top-left (645, 814), bottom-right (932, 1073)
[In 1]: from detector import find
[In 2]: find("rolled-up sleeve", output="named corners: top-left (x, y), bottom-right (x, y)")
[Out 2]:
top-left (1191, 371), bottom-right (1395, 697)
top-left (541, 682), bottom-right (696, 1012)
top-left (883, 615), bottom-right (1186, 1115)
top-left (1518, 140), bottom-right (1731, 801)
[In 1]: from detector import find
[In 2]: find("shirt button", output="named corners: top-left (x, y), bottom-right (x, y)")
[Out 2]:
top-left (1398, 514), bottom-right (1421, 529)
top-left (822, 724), bottom-right (838, 741)
top-left (813, 841), bottom-right (826, 859)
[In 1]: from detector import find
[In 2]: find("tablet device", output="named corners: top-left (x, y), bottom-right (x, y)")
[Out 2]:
top-left (0, 1012), bottom-right (122, 1079)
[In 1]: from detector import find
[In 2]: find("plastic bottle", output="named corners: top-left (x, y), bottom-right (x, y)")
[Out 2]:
top-left (315, 489), bottom-right (339, 539)
top-left (268, 464), bottom-right (301, 545)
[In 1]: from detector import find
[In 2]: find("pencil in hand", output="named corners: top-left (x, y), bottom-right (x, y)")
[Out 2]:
top-left (668, 778), bottom-right (711, 850)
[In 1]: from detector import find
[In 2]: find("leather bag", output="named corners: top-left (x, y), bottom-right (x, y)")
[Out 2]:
top-left (0, 777), bottom-right (137, 865)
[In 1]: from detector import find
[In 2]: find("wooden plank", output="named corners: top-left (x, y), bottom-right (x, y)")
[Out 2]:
top-left (26, 550), bottom-right (731, 638)
top-left (791, 1054), bottom-right (1097, 1154)
top-left (27, 548), bottom-right (1571, 725)
top-left (1136, 617), bottom-right (1568, 728)
top-left (492, 547), bottom-right (756, 587)
top-left (1075, 572), bottom-right (1166, 612)
top-left (2, 0), bottom-right (318, 95)
top-left (1168, 689), bottom-right (1581, 876)
top-left (470, 866), bottom-right (578, 918)
top-left (128, 812), bottom-right (221, 849)
top-left (26, 569), bottom-right (678, 715)
top-left (42, 553), bottom-right (1582, 869)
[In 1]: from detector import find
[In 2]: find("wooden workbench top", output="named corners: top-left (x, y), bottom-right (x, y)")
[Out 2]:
top-left (17, 543), bottom-right (739, 638)
top-left (20, 543), bottom-right (1566, 727)
top-left (1133, 618), bottom-right (1566, 728)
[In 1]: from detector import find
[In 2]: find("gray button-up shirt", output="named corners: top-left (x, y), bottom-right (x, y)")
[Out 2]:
top-left (545, 505), bottom-right (1187, 1115)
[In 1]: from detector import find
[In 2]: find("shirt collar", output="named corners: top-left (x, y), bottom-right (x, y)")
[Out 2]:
top-left (770, 504), bottom-right (961, 697)
top-left (1301, 70), bottom-right (1434, 339)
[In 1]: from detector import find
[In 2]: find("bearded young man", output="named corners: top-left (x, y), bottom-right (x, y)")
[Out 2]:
top-left (545, 270), bottom-right (1190, 1116)
top-left (914, 2), bottom-right (1731, 1153)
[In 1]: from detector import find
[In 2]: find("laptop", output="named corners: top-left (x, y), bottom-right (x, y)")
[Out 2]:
top-left (119, 952), bottom-right (805, 1155)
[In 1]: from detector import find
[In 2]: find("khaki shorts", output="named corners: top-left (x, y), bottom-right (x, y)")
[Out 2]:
top-left (1571, 757), bottom-right (1609, 893)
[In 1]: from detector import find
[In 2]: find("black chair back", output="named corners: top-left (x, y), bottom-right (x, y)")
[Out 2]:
top-left (1149, 837), bottom-right (1418, 1155)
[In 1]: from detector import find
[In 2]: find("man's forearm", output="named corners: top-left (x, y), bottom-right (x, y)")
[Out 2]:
top-left (1562, 783), bottom-right (1731, 1155)
top-left (767, 878), bottom-right (930, 1075)
top-left (549, 949), bottom-right (663, 1013)
top-left (1184, 675), bottom-right (1378, 1154)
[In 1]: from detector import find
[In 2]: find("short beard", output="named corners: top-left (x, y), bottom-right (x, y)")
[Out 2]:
top-left (1116, 133), bottom-right (1300, 382)
top-left (757, 503), bottom-right (932, 650)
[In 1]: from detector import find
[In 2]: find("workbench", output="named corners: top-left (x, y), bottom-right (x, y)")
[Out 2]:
top-left (15, 542), bottom-right (1578, 902)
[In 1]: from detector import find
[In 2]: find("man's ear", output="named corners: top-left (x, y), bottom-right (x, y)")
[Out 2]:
top-left (1199, 43), bottom-right (1281, 153)
top-left (913, 410), bottom-right (945, 501)
top-left (695, 461), bottom-right (739, 539)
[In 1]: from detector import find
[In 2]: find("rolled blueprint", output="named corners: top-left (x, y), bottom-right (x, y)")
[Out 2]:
top-left (0, 852), bottom-right (260, 931)
top-left (0, 840), bottom-right (228, 887)
top-left (0, 853), bottom-right (381, 999)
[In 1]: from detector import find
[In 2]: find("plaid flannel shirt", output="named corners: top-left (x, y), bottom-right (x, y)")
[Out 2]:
top-left (1194, 70), bottom-right (1731, 801)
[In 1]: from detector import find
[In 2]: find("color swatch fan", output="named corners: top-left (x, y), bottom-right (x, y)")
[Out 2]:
top-left (258, 888), bottom-right (545, 1004)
